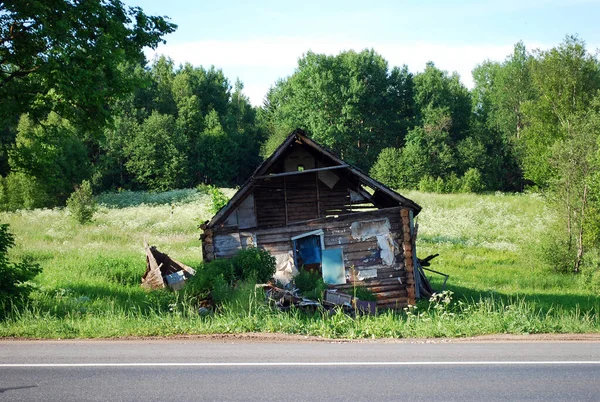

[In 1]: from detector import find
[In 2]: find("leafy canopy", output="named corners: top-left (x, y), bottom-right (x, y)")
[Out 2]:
top-left (0, 0), bottom-right (176, 128)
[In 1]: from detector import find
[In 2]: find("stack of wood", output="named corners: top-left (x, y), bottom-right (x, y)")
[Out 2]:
top-left (141, 242), bottom-right (196, 290)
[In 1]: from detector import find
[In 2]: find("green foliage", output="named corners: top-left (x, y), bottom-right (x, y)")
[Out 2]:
top-left (471, 42), bottom-right (533, 191)
top-left (398, 108), bottom-right (458, 188)
top-left (261, 50), bottom-right (416, 169)
top-left (0, 224), bottom-right (42, 315)
top-left (353, 286), bottom-right (377, 302)
top-left (0, 0), bottom-right (176, 129)
top-left (184, 248), bottom-right (275, 307)
top-left (66, 181), bottom-right (97, 224)
top-left (417, 170), bottom-right (484, 194)
top-left (231, 248), bottom-right (276, 283)
top-left (0, 172), bottom-right (49, 211)
top-left (370, 148), bottom-right (404, 189)
top-left (522, 36), bottom-right (600, 188)
top-left (9, 113), bottom-right (92, 205)
top-left (540, 95), bottom-right (600, 273)
top-left (413, 62), bottom-right (471, 142)
top-left (461, 168), bottom-right (484, 193)
top-left (207, 185), bottom-right (229, 214)
top-left (185, 259), bottom-right (234, 305)
top-left (444, 172), bottom-right (462, 193)
top-left (294, 269), bottom-right (328, 301)
top-left (125, 111), bottom-right (188, 191)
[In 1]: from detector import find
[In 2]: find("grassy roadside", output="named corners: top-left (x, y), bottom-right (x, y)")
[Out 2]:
top-left (1, 189), bottom-right (599, 339)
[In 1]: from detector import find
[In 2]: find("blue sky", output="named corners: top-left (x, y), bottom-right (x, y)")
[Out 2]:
top-left (125, 0), bottom-right (600, 105)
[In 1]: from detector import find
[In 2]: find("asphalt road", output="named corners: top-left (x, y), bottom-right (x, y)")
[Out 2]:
top-left (1, 339), bottom-right (600, 401)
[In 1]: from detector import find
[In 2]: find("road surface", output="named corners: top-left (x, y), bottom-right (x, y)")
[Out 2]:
top-left (1, 338), bottom-right (599, 401)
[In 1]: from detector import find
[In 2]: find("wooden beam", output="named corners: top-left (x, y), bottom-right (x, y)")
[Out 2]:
top-left (284, 175), bottom-right (288, 226)
top-left (316, 171), bottom-right (321, 218)
top-left (254, 164), bottom-right (349, 180)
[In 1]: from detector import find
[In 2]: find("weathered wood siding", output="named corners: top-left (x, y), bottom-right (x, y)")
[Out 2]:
top-left (205, 207), bottom-right (417, 308)
top-left (201, 134), bottom-right (421, 309)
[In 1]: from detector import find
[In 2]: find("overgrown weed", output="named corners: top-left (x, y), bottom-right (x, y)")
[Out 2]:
top-left (1, 189), bottom-right (599, 338)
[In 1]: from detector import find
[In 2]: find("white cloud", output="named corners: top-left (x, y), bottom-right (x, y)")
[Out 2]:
top-left (146, 37), bottom-right (555, 106)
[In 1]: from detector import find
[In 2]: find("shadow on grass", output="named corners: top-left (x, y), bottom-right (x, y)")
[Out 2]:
top-left (428, 280), bottom-right (600, 314)
top-left (33, 282), bottom-right (175, 318)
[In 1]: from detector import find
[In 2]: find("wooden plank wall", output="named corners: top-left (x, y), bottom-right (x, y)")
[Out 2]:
top-left (286, 173), bottom-right (319, 223)
top-left (253, 171), bottom-right (377, 227)
top-left (206, 201), bottom-right (417, 308)
top-left (254, 177), bottom-right (286, 227)
top-left (251, 207), bottom-right (410, 308)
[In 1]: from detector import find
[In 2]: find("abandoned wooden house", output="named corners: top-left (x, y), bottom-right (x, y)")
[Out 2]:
top-left (200, 129), bottom-right (424, 309)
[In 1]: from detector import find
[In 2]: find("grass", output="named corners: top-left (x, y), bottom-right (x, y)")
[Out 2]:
top-left (1, 189), bottom-right (599, 339)
top-left (405, 190), bottom-right (599, 312)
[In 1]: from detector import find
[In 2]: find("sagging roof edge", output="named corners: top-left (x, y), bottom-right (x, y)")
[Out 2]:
top-left (205, 129), bottom-right (422, 229)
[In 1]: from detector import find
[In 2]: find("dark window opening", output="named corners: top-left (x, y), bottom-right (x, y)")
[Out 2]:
top-left (293, 234), bottom-right (322, 273)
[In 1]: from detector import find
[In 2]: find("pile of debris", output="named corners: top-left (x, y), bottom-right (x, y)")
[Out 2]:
top-left (141, 243), bottom-right (196, 290)
top-left (257, 284), bottom-right (377, 315)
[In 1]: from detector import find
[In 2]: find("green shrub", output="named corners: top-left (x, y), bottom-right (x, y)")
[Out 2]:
top-left (184, 248), bottom-right (275, 307)
top-left (418, 175), bottom-right (436, 192)
top-left (294, 269), bottom-right (327, 301)
top-left (461, 168), bottom-right (484, 193)
top-left (444, 172), bottom-right (462, 193)
top-left (0, 173), bottom-right (49, 211)
top-left (353, 286), bottom-right (377, 301)
top-left (66, 180), bottom-right (97, 224)
top-left (232, 248), bottom-right (276, 283)
top-left (185, 259), bottom-right (235, 305)
top-left (208, 185), bottom-right (229, 214)
top-left (0, 224), bottom-right (42, 315)
top-left (434, 177), bottom-right (445, 193)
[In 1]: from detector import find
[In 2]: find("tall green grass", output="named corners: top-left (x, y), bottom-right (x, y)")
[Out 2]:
top-left (1, 189), bottom-right (599, 339)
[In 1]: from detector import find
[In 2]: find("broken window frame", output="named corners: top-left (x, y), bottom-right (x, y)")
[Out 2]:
top-left (291, 229), bottom-right (325, 272)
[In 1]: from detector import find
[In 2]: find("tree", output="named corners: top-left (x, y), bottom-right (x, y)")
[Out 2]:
top-left (370, 147), bottom-right (404, 189)
top-left (517, 36), bottom-right (600, 273)
top-left (397, 107), bottom-right (457, 188)
top-left (125, 111), bottom-right (188, 191)
top-left (66, 180), bottom-right (97, 224)
top-left (544, 96), bottom-right (600, 273)
top-left (471, 43), bottom-right (536, 190)
top-left (522, 36), bottom-right (600, 188)
top-left (9, 113), bottom-right (92, 205)
top-left (260, 49), bottom-right (416, 169)
top-left (95, 113), bottom-right (139, 191)
top-left (197, 110), bottom-right (237, 185)
top-left (413, 62), bottom-right (471, 142)
top-left (0, 223), bottom-right (42, 315)
top-left (0, 0), bottom-right (176, 128)
top-left (149, 56), bottom-right (177, 116)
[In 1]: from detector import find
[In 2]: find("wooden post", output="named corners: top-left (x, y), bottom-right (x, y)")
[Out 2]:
top-left (409, 210), bottom-right (420, 299)
top-left (400, 208), bottom-right (417, 305)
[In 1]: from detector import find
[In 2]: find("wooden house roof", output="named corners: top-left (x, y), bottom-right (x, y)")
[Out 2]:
top-left (206, 129), bottom-right (421, 229)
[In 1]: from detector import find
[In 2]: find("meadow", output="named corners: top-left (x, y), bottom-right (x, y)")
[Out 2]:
top-left (1, 189), bottom-right (599, 339)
